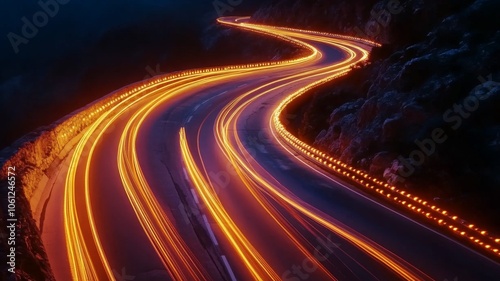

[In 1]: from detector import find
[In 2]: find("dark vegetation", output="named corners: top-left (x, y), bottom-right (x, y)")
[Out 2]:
top-left (0, 0), bottom-right (298, 150)
top-left (262, 0), bottom-right (500, 230)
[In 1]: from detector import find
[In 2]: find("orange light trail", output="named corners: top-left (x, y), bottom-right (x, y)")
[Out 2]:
top-left (229, 17), bottom-right (500, 261)
top-left (270, 50), bottom-right (500, 260)
top-left (59, 16), bottom-right (500, 281)
top-left (208, 23), bottom-right (431, 280)
top-left (180, 127), bottom-right (280, 281)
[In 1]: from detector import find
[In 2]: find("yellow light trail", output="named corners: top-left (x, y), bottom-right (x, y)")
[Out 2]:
top-left (209, 19), bottom-right (433, 280)
top-left (63, 28), bottom-right (320, 279)
top-left (116, 73), bottom-right (272, 280)
top-left (61, 15), bottom-right (500, 281)
top-left (224, 16), bottom-right (500, 262)
top-left (65, 74), bottom-right (239, 280)
top-left (64, 81), bottom-right (166, 280)
top-left (180, 128), bottom-right (280, 281)
top-left (117, 82), bottom-right (208, 280)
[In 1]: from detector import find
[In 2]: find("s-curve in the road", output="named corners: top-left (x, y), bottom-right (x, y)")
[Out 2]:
top-left (38, 16), bottom-right (500, 281)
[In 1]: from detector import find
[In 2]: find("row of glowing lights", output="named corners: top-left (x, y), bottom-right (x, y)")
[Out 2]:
top-left (58, 25), bottom-right (317, 142)
top-left (272, 78), bottom-right (500, 258)
top-left (237, 19), bottom-right (381, 47)
top-left (180, 128), bottom-right (280, 281)
top-left (64, 71), bottom-right (241, 279)
top-left (272, 25), bottom-right (381, 47)
top-left (220, 16), bottom-right (380, 48)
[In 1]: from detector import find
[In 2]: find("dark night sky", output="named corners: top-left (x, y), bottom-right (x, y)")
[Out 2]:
top-left (0, 1), bottom-right (272, 148)
top-left (1, 1), bottom-right (270, 79)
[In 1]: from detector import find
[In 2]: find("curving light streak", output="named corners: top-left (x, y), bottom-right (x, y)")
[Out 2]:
top-left (210, 38), bottom-right (431, 281)
top-left (64, 30), bottom-right (320, 279)
top-left (65, 74), bottom-right (235, 280)
top-left (61, 15), bottom-right (499, 281)
top-left (62, 19), bottom-right (324, 279)
top-left (268, 32), bottom-right (500, 261)
top-left (176, 18), bottom-right (431, 280)
top-left (180, 128), bottom-right (281, 281)
top-left (65, 81), bottom-right (168, 280)
top-left (117, 78), bottom-right (211, 280)
top-left (225, 16), bottom-right (500, 261)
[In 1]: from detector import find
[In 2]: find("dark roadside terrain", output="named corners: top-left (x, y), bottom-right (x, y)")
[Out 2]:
top-left (262, 0), bottom-right (500, 232)
top-left (0, 0), bottom-right (299, 150)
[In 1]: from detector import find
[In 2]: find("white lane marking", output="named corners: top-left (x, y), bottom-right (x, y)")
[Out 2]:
top-left (237, 83), bottom-right (247, 88)
top-left (200, 90), bottom-right (228, 107)
top-left (183, 168), bottom-right (189, 182)
top-left (257, 144), bottom-right (268, 154)
top-left (275, 159), bottom-right (290, 170)
top-left (194, 104), bottom-right (200, 111)
top-left (202, 215), bottom-right (219, 246)
top-left (221, 255), bottom-right (237, 281)
top-left (186, 115), bottom-right (193, 123)
top-left (190, 188), bottom-right (200, 205)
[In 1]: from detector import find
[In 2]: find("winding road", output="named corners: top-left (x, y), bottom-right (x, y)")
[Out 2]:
top-left (39, 17), bottom-right (500, 281)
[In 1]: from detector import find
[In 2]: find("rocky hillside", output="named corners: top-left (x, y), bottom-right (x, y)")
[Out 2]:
top-left (274, 0), bottom-right (500, 229)
top-left (0, 179), bottom-right (54, 281)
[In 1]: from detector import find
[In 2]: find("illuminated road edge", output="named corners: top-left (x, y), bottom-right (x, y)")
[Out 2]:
top-left (268, 26), bottom-right (500, 260)
top-left (60, 19), bottom-right (325, 281)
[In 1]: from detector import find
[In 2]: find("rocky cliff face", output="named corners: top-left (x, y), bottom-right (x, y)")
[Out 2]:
top-left (271, 0), bottom-right (500, 229)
